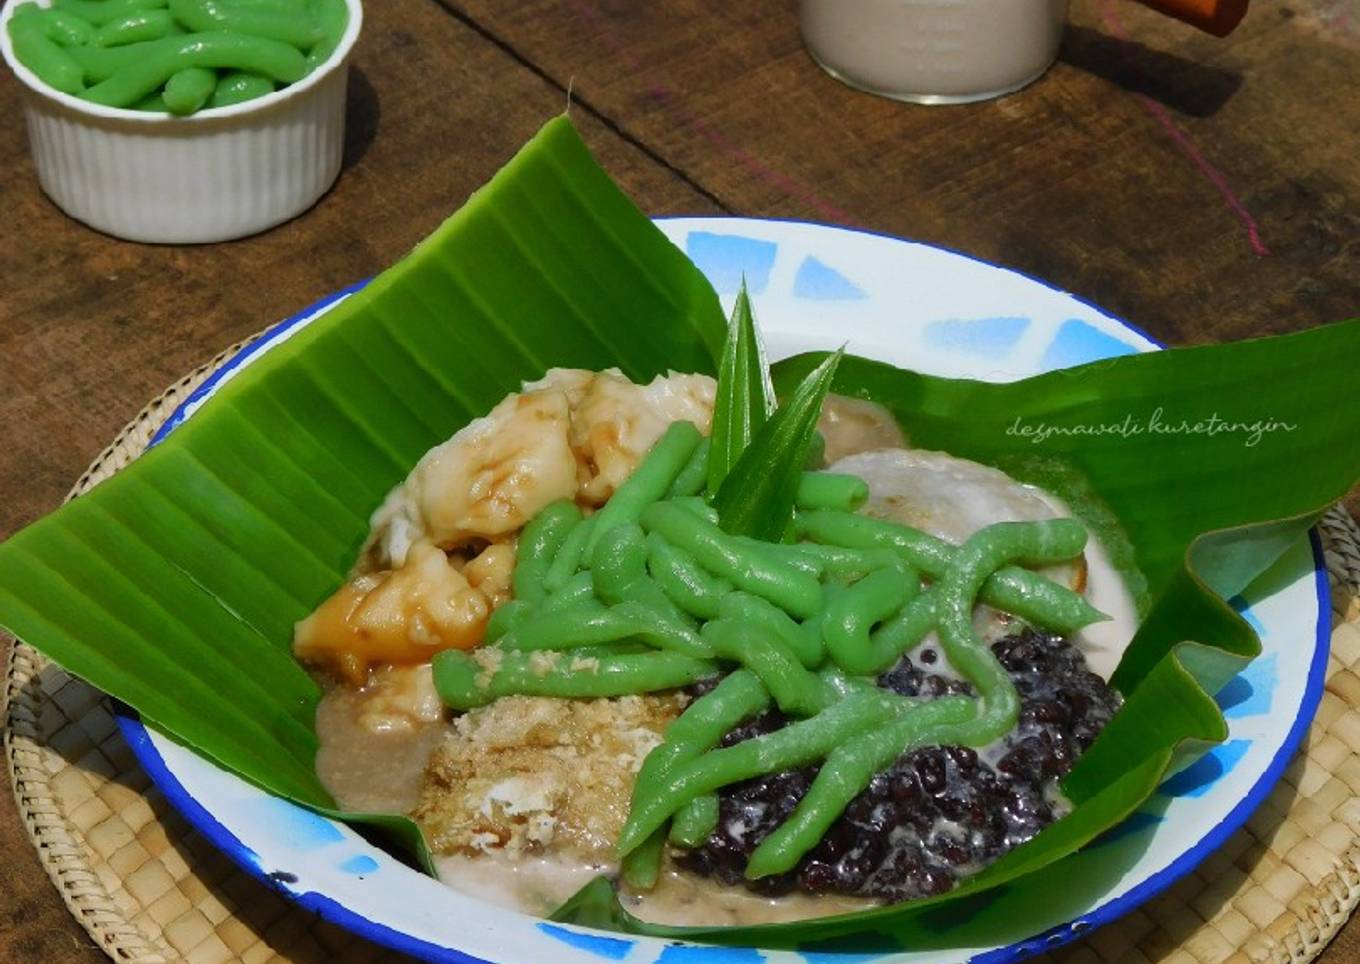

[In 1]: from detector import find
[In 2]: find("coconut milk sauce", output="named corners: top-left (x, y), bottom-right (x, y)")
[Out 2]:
top-left (314, 685), bottom-right (450, 814)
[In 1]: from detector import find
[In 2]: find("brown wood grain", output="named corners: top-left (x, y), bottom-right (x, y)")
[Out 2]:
top-left (0, 0), bottom-right (1357, 960)
top-left (450, 0), bottom-right (1360, 347)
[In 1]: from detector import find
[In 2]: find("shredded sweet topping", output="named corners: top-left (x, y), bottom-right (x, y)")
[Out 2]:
top-left (414, 694), bottom-right (686, 861)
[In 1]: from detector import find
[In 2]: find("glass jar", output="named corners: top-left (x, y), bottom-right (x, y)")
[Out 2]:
top-left (799, 0), bottom-right (1069, 105)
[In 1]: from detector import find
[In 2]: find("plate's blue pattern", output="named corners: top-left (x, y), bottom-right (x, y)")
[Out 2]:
top-left (686, 231), bottom-right (779, 294)
top-left (1219, 654), bottom-right (1277, 720)
top-left (537, 924), bottom-right (636, 960)
top-left (118, 218), bottom-right (1327, 964)
top-left (792, 256), bottom-right (868, 301)
top-left (1039, 319), bottom-right (1141, 370)
top-left (921, 316), bottom-right (1030, 358)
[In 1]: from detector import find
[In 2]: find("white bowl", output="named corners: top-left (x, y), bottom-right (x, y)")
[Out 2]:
top-left (0, 0), bottom-right (363, 243)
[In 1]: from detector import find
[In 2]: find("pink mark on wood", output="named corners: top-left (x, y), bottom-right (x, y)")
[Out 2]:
top-left (1306, 0), bottom-right (1360, 49)
top-left (564, 0), bottom-right (852, 222)
top-left (1099, 0), bottom-right (1270, 256)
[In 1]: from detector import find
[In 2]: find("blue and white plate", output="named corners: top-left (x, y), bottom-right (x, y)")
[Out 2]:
top-left (117, 218), bottom-right (1328, 964)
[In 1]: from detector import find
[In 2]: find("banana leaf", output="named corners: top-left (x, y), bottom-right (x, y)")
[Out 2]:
top-left (0, 115), bottom-right (726, 871)
top-left (0, 112), bottom-right (1357, 952)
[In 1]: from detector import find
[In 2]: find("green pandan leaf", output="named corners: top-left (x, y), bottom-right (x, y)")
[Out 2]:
top-left (706, 279), bottom-right (775, 497)
top-left (0, 115), bottom-right (725, 871)
top-left (713, 348), bottom-right (842, 540)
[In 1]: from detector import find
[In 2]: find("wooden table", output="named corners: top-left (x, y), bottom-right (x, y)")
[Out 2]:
top-left (2, 1), bottom-right (1357, 960)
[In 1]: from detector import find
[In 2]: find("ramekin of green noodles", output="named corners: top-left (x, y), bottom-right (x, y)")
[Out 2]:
top-left (0, 0), bottom-right (363, 243)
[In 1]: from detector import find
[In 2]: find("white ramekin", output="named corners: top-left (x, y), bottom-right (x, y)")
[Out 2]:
top-left (0, 0), bottom-right (363, 243)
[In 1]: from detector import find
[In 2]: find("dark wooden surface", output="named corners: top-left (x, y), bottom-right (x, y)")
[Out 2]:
top-left (1, 0), bottom-right (1357, 960)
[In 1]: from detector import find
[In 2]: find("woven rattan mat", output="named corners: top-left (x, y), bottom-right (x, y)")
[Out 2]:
top-left (5, 349), bottom-right (1360, 964)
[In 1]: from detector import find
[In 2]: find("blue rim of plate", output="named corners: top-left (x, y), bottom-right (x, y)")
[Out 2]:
top-left (111, 218), bottom-right (1331, 964)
